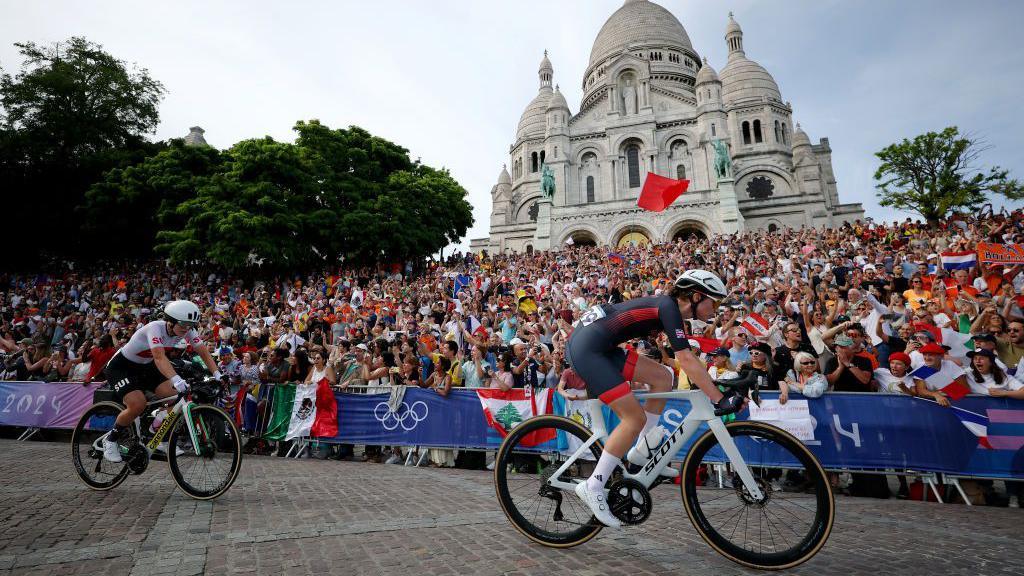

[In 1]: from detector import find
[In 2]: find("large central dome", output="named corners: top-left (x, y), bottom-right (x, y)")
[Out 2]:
top-left (588, 0), bottom-right (694, 67)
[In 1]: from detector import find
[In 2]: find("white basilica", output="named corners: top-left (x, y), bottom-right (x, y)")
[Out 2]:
top-left (470, 0), bottom-right (864, 254)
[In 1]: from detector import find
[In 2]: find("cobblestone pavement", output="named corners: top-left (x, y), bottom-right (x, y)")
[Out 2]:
top-left (0, 439), bottom-right (1021, 576)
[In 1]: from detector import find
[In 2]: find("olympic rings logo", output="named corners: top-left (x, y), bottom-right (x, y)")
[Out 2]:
top-left (373, 401), bottom-right (429, 431)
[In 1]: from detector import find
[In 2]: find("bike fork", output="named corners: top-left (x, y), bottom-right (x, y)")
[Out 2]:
top-left (707, 418), bottom-right (764, 500)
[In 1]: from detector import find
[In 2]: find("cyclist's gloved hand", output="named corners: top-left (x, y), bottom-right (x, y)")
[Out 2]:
top-left (714, 389), bottom-right (745, 417)
top-left (171, 374), bottom-right (189, 393)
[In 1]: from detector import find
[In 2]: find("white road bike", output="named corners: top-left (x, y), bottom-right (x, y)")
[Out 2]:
top-left (494, 379), bottom-right (834, 570)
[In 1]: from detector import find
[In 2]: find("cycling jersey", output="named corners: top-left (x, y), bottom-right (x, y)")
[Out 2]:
top-left (566, 296), bottom-right (691, 404)
top-left (116, 320), bottom-right (202, 364)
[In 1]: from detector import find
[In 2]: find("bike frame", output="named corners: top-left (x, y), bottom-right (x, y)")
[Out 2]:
top-left (93, 394), bottom-right (204, 457)
top-left (544, 390), bottom-right (765, 501)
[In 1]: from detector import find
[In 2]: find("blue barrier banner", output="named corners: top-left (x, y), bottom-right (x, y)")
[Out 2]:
top-left (324, 388), bottom-right (1024, 479)
top-left (1, 382), bottom-right (1021, 479)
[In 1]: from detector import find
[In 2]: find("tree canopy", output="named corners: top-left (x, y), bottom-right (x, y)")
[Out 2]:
top-left (0, 37), bottom-right (165, 265)
top-left (874, 126), bottom-right (1024, 222)
top-left (154, 121), bottom-right (473, 271)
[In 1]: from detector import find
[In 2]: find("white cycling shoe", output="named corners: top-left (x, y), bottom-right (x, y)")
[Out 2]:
top-left (625, 446), bottom-right (680, 478)
top-left (574, 482), bottom-right (621, 528)
top-left (101, 437), bottom-right (123, 463)
top-left (157, 442), bottom-right (186, 457)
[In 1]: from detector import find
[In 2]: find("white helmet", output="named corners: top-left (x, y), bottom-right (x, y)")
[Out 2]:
top-left (674, 270), bottom-right (728, 300)
top-left (163, 300), bottom-right (201, 327)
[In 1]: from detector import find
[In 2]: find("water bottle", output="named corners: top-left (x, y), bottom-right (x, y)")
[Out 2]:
top-left (627, 425), bottom-right (667, 465)
top-left (150, 408), bottom-right (167, 433)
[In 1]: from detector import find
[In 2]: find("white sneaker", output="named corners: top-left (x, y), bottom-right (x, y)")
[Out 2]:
top-left (1009, 495), bottom-right (1020, 508)
top-left (486, 460), bottom-right (495, 471)
top-left (157, 442), bottom-right (186, 457)
top-left (384, 454), bottom-right (401, 465)
top-left (574, 481), bottom-right (621, 528)
top-left (102, 437), bottom-right (123, 463)
top-left (625, 446), bottom-right (679, 478)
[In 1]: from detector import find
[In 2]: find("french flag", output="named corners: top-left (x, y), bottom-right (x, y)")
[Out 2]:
top-left (940, 251), bottom-right (977, 271)
top-left (909, 364), bottom-right (970, 400)
top-left (951, 406), bottom-right (993, 449)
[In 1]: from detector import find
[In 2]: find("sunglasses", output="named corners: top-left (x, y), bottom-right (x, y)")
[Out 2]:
top-left (800, 361), bottom-right (816, 365)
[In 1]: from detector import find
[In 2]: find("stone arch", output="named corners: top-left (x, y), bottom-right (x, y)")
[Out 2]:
top-left (557, 224), bottom-right (604, 248)
top-left (660, 213), bottom-right (718, 241)
top-left (611, 224), bottom-right (655, 248)
top-left (610, 132), bottom-right (653, 155)
top-left (561, 229), bottom-right (599, 248)
top-left (669, 219), bottom-right (710, 242)
top-left (514, 194), bottom-right (543, 223)
top-left (734, 165), bottom-right (797, 199)
top-left (656, 129), bottom-right (696, 156)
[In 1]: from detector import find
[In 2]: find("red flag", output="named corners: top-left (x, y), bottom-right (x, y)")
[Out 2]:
top-left (637, 173), bottom-right (689, 212)
top-left (691, 337), bottom-right (722, 354)
top-left (741, 313), bottom-right (769, 337)
top-left (941, 380), bottom-right (971, 402)
top-left (310, 378), bottom-right (339, 438)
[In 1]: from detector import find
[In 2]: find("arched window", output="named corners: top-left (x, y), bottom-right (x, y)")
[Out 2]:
top-left (586, 176), bottom-right (595, 203)
top-left (676, 164), bottom-right (686, 180)
top-left (781, 123), bottom-right (788, 144)
top-left (774, 120), bottom-right (781, 143)
top-left (711, 123), bottom-right (716, 137)
top-left (554, 146), bottom-right (558, 159)
top-left (768, 223), bottom-right (779, 233)
top-left (753, 120), bottom-right (763, 143)
top-left (540, 150), bottom-right (546, 166)
top-left (626, 145), bottom-right (641, 188)
top-left (531, 152), bottom-right (538, 173)
top-left (742, 121), bottom-right (751, 145)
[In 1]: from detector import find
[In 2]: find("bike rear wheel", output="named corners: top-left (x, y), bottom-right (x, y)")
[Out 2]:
top-left (167, 405), bottom-right (242, 500)
top-left (680, 421), bottom-right (834, 570)
top-left (494, 415), bottom-right (604, 548)
top-left (70, 401), bottom-right (133, 491)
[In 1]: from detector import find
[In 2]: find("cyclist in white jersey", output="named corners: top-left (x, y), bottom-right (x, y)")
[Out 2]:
top-left (101, 300), bottom-right (221, 462)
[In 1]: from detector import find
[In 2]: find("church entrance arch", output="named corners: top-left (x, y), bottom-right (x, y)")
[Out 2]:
top-left (615, 226), bottom-right (651, 248)
top-left (670, 221), bottom-right (709, 242)
top-left (564, 230), bottom-right (598, 248)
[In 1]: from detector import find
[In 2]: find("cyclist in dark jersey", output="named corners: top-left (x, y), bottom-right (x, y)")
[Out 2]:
top-left (567, 269), bottom-right (743, 527)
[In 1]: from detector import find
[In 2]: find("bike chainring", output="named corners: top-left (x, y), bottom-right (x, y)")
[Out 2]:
top-left (606, 478), bottom-right (652, 525)
top-left (125, 444), bottom-right (150, 475)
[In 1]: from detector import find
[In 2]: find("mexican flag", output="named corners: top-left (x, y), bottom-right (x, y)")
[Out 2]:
top-left (477, 387), bottom-right (554, 447)
top-left (286, 382), bottom-right (320, 440)
top-left (264, 383), bottom-right (296, 441)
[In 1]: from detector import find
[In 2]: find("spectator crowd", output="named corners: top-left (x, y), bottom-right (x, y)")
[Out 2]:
top-left (3, 209), bottom-right (1024, 504)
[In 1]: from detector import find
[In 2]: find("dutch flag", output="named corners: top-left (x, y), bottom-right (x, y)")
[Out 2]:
top-left (940, 250), bottom-right (977, 271)
top-left (951, 406), bottom-right (994, 449)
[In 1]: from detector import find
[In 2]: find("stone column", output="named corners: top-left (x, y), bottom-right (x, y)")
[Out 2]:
top-left (533, 198), bottom-right (553, 251)
top-left (717, 176), bottom-right (744, 234)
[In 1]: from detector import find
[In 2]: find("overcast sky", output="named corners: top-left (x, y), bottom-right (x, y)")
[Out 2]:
top-left (3, 0), bottom-right (1022, 250)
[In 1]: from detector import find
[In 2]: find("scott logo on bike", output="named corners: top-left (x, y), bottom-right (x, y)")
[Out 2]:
top-left (643, 428), bottom-right (680, 474)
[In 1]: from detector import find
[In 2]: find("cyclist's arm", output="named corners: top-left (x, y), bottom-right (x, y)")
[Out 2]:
top-left (150, 345), bottom-right (179, 382)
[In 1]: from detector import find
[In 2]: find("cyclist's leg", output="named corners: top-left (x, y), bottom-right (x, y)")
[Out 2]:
top-left (630, 354), bottom-right (674, 415)
top-left (113, 390), bottom-right (146, 436)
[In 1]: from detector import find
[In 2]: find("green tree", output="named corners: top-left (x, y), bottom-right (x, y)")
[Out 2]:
top-left (874, 127), bottom-right (1024, 223)
top-left (81, 139), bottom-right (223, 258)
top-left (0, 37), bottom-right (165, 264)
top-left (156, 121), bottom-right (473, 271)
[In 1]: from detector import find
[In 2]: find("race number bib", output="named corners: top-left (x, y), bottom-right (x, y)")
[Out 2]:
top-left (578, 305), bottom-right (607, 327)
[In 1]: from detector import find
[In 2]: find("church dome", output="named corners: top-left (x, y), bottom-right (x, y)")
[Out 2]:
top-left (517, 90), bottom-right (553, 139)
top-left (792, 123), bottom-right (811, 149)
top-left (497, 165), bottom-right (511, 185)
top-left (720, 57), bottom-right (781, 103)
top-left (546, 86), bottom-right (569, 112)
top-left (588, 0), bottom-right (694, 68)
top-left (695, 57), bottom-right (719, 85)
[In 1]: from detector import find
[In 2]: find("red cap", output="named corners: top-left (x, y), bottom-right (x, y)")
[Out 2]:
top-left (918, 342), bottom-right (946, 355)
top-left (888, 352), bottom-right (912, 365)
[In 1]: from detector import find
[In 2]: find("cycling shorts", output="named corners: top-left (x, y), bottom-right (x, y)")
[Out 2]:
top-left (565, 325), bottom-right (639, 404)
top-left (104, 353), bottom-right (167, 399)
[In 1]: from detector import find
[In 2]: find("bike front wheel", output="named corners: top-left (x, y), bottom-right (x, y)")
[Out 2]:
top-left (494, 415), bottom-right (605, 548)
top-left (70, 401), bottom-right (133, 491)
top-left (680, 421), bottom-right (834, 570)
top-left (167, 404), bottom-right (242, 500)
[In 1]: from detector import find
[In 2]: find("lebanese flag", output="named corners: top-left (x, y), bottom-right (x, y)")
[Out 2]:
top-left (909, 364), bottom-right (970, 400)
top-left (691, 337), bottom-right (722, 354)
top-left (310, 378), bottom-right (339, 438)
top-left (637, 173), bottom-right (689, 212)
top-left (741, 312), bottom-right (769, 337)
top-left (477, 387), bottom-right (554, 447)
top-left (940, 251), bottom-right (977, 271)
